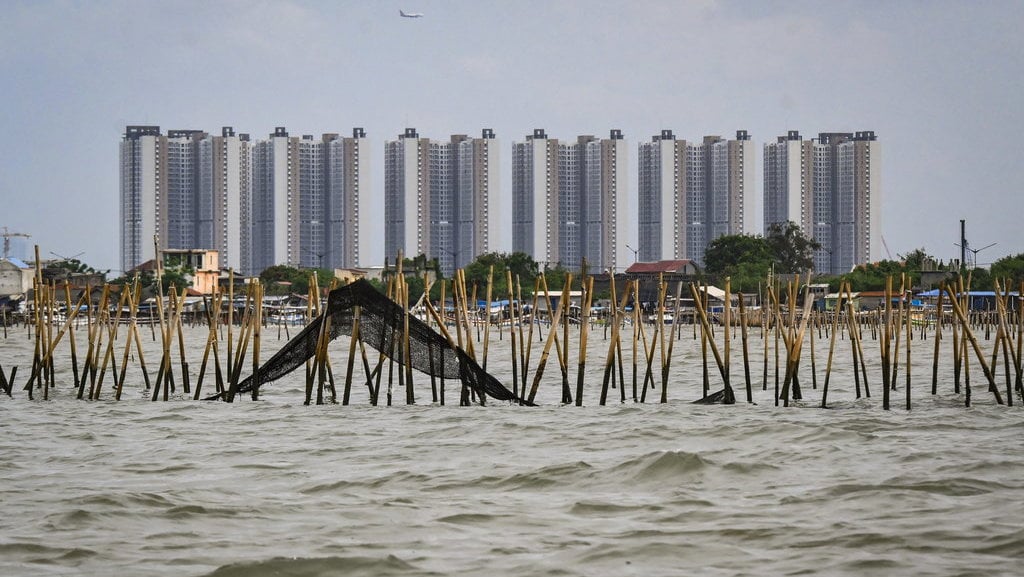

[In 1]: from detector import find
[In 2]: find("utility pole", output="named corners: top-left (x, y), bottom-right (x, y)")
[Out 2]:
top-left (960, 219), bottom-right (966, 273)
top-left (1, 226), bottom-right (31, 260)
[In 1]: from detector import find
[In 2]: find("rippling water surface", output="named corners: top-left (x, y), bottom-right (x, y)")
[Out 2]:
top-left (1, 322), bottom-right (1022, 576)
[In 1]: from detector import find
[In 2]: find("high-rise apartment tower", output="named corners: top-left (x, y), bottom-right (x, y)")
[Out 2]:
top-left (637, 130), bottom-right (756, 266)
top-left (384, 128), bottom-right (504, 276)
top-left (512, 129), bottom-right (633, 272)
top-left (763, 131), bottom-right (880, 274)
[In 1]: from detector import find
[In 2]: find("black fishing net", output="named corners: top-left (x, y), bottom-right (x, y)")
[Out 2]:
top-left (220, 279), bottom-right (527, 405)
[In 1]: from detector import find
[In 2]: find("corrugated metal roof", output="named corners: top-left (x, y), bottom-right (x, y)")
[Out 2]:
top-left (624, 260), bottom-right (694, 274)
top-left (2, 257), bottom-right (30, 269)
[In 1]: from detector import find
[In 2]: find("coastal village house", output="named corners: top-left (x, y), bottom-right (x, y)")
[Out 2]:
top-left (131, 249), bottom-right (221, 295)
top-left (0, 258), bottom-right (33, 297)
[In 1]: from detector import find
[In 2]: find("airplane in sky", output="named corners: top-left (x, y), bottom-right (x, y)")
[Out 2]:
top-left (400, 10), bottom-right (423, 18)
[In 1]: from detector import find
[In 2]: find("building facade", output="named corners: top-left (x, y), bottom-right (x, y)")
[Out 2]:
top-left (637, 130), bottom-right (755, 266)
top-left (122, 125), bottom-right (368, 277)
top-left (512, 129), bottom-right (632, 272)
top-left (763, 131), bottom-right (880, 274)
top-left (384, 128), bottom-right (504, 276)
top-left (199, 127), bottom-right (252, 275)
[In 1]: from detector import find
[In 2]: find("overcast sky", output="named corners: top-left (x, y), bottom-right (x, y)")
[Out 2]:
top-left (2, 0), bottom-right (1022, 274)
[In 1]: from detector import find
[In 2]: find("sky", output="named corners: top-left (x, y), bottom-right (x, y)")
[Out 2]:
top-left (2, 0), bottom-right (1023, 274)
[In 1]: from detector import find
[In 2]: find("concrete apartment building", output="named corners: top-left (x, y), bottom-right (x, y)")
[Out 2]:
top-left (122, 125), bottom-right (252, 275)
top-left (637, 130), bottom-right (756, 266)
top-left (199, 127), bottom-right (252, 275)
top-left (763, 130), bottom-right (880, 274)
top-left (384, 128), bottom-right (504, 276)
top-left (512, 129), bottom-right (633, 273)
top-left (122, 125), bottom-right (369, 277)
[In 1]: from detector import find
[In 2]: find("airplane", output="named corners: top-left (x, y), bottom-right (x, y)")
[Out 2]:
top-left (400, 10), bottom-right (424, 18)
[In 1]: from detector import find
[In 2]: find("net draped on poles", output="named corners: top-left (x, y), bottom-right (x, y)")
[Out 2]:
top-left (219, 279), bottom-right (527, 405)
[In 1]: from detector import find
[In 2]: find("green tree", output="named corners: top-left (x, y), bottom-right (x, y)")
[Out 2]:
top-left (899, 248), bottom-right (935, 272)
top-left (703, 234), bottom-right (773, 292)
top-left (965, 267), bottom-right (993, 291)
top-left (990, 253), bottom-right (1024, 287)
top-left (259, 265), bottom-right (334, 296)
top-left (540, 263), bottom-right (571, 292)
top-left (839, 260), bottom-right (912, 292)
top-left (766, 221), bottom-right (820, 274)
top-left (463, 252), bottom-right (539, 296)
top-left (160, 268), bottom-right (192, 293)
top-left (49, 258), bottom-right (106, 276)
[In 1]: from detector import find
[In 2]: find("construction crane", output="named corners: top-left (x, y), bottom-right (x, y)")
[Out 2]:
top-left (2, 226), bottom-right (31, 260)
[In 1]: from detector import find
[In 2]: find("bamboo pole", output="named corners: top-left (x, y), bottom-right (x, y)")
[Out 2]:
top-left (482, 265), bottom-right (494, 371)
top-left (64, 283), bottom-right (80, 392)
top-left (772, 282), bottom-right (814, 406)
top-left (226, 283), bottom-right (255, 403)
top-left (994, 280), bottom-right (1016, 405)
top-left (403, 280), bottom-right (415, 405)
top-left (881, 276), bottom-right (892, 410)
top-left (944, 283), bottom-right (1002, 404)
top-left (599, 276), bottom-right (625, 405)
top-left (762, 291), bottom-right (770, 392)
top-left (92, 285), bottom-right (125, 400)
top-left (690, 282), bottom-right (733, 401)
top-left (174, 292), bottom-right (190, 396)
top-left (655, 274), bottom-right (667, 398)
top-left (820, 282), bottom-right (846, 408)
top-left (522, 277), bottom-right (541, 403)
top-left (527, 274), bottom-right (570, 405)
top-left (631, 281), bottom-right (642, 402)
top-left (574, 275), bottom-right (594, 406)
top-left (90, 282), bottom-right (119, 397)
top-left (1011, 282), bottom-right (1019, 399)
top-left (905, 278), bottom-right (913, 410)
top-left (661, 282), bottom-right (684, 403)
top-left (301, 276), bottom-right (317, 405)
top-left (343, 304), bottom-right (361, 405)
top-left (507, 269), bottom-right (519, 400)
top-left (193, 292), bottom-right (220, 400)
top-left (845, 283), bottom-right (869, 398)
top-left (738, 292), bottom-right (752, 403)
top-left (559, 275), bottom-right (572, 404)
top-left (931, 289), bottom-right (944, 395)
top-left (638, 298), bottom-right (658, 402)
top-left (252, 281), bottom-right (265, 402)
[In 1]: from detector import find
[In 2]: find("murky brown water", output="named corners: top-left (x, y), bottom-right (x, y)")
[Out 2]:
top-left (1, 320), bottom-right (1021, 576)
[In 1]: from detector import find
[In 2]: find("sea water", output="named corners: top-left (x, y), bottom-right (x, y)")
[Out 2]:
top-left (1, 321), bottom-right (1021, 576)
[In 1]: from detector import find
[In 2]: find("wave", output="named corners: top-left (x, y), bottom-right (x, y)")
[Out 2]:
top-left (202, 554), bottom-right (440, 577)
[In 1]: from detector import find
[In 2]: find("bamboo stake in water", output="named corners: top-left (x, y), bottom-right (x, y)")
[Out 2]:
top-left (599, 276), bottom-right (625, 405)
top-left (560, 276), bottom-right (573, 404)
top-left (528, 274), bottom-right (570, 405)
top-left (631, 281), bottom-right (642, 402)
top-left (574, 275), bottom-right (594, 406)
top-left (905, 277), bottom-right (913, 410)
top-left (194, 292), bottom-right (221, 400)
top-left (343, 304), bottom-right (361, 405)
top-left (251, 281), bottom-right (264, 402)
top-left (1014, 281), bottom-right (1023, 398)
top-left (820, 282), bottom-right (846, 408)
top-left (64, 283), bottom-right (81, 392)
top-left (944, 283), bottom-right (1002, 404)
top-left (402, 280), bottom-right (415, 405)
top-left (690, 282), bottom-right (733, 401)
top-left (661, 282), bottom-right (684, 403)
top-left (481, 265), bottom-right (494, 371)
top-left (931, 289), bottom-right (944, 395)
top-left (881, 276), bottom-right (892, 410)
top-left (507, 269), bottom-right (520, 400)
top-left (92, 285), bottom-right (124, 400)
top-left (738, 292), bottom-right (753, 403)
